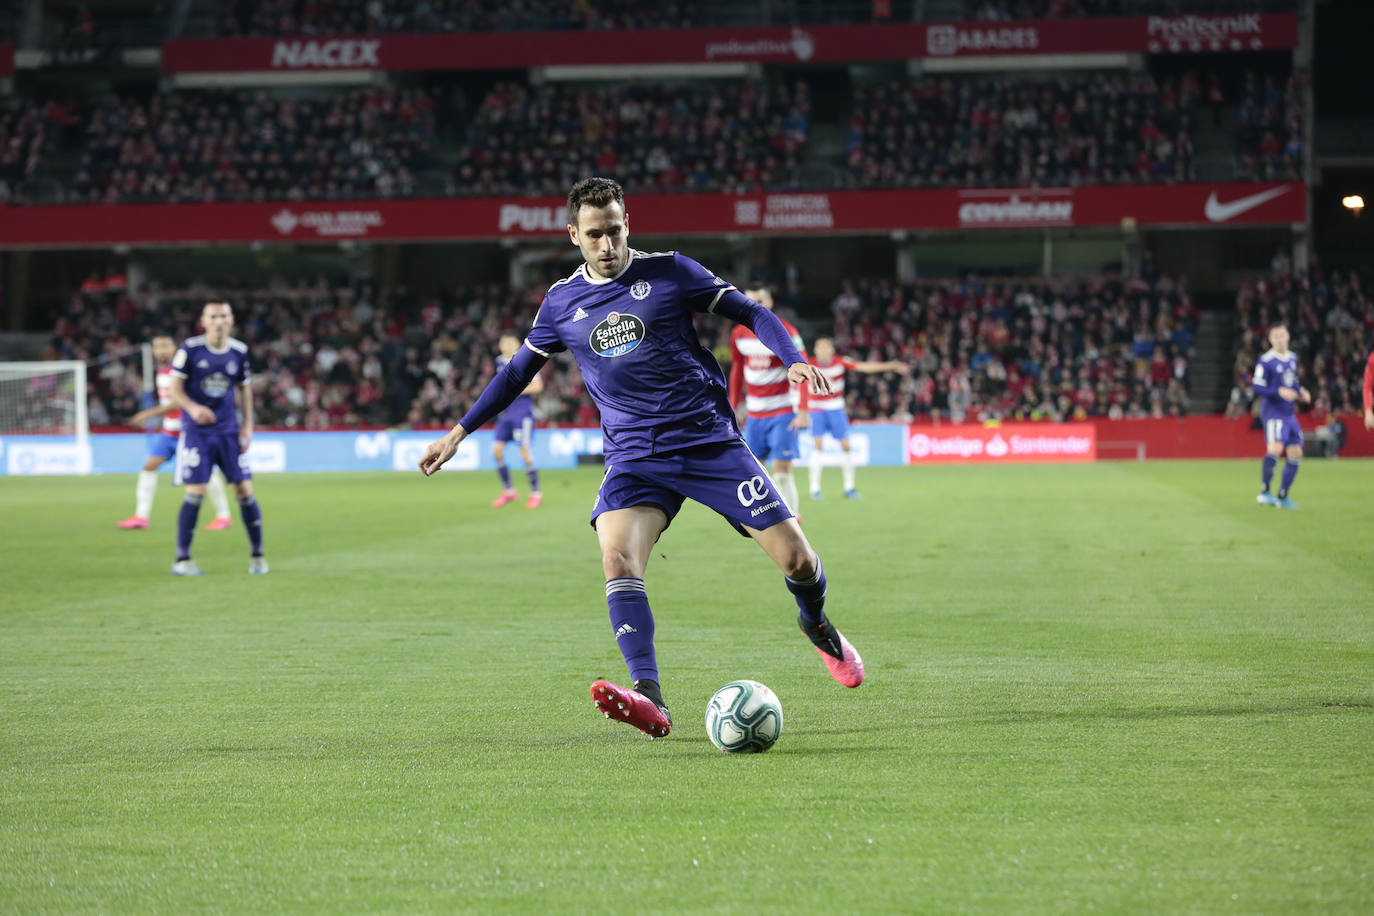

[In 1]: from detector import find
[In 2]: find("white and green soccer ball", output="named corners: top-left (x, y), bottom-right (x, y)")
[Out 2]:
top-left (705, 680), bottom-right (783, 754)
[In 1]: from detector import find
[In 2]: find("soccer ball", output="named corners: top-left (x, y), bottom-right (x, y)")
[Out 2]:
top-left (705, 680), bottom-right (783, 754)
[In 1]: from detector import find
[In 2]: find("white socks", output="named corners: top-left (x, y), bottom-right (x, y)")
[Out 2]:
top-left (774, 470), bottom-right (800, 515)
top-left (841, 449), bottom-right (856, 492)
top-left (207, 470), bottom-right (231, 519)
top-left (135, 470), bottom-right (158, 518)
top-left (807, 448), bottom-right (857, 494)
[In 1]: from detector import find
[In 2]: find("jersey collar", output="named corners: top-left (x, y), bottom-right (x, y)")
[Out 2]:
top-left (580, 250), bottom-right (635, 286)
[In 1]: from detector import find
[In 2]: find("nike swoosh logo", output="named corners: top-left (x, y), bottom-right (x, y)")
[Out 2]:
top-left (1204, 186), bottom-right (1291, 223)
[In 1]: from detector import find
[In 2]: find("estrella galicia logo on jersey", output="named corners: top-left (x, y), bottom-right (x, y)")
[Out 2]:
top-left (202, 372), bottom-right (231, 397)
top-left (630, 279), bottom-right (652, 300)
top-left (590, 312), bottom-right (645, 358)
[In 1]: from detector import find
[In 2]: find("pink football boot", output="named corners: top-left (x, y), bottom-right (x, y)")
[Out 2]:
top-left (799, 615), bottom-right (864, 687)
top-left (591, 681), bottom-right (672, 739)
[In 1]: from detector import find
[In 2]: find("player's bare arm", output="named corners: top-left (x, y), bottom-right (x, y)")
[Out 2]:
top-left (853, 360), bottom-right (911, 375)
top-left (128, 401), bottom-right (179, 426)
top-left (421, 341), bottom-right (550, 478)
top-left (168, 374), bottom-right (215, 425)
top-left (237, 382), bottom-right (254, 451)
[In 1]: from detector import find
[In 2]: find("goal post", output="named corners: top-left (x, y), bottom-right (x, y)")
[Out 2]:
top-left (0, 360), bottom-right (93, 475)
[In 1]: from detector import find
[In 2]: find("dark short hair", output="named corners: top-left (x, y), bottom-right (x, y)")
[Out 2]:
top-left (1268, 319), bottom-right (1288, 331)
top-left (567, 177), bottom-right (624, 228)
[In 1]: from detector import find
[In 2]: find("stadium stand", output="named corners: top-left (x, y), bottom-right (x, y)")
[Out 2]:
top-left (71, 87), bottom-right (441, 203)
top-left (843, 72), bottom-right (1198, 188)
top-left (5, 61), bottom-right (1301, 205)
top-left (54, 269), bottom-right (1200, 430)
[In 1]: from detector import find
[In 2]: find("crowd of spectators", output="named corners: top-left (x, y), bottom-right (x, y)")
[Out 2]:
top-left (1233, 69), bottom-right (1305, 182)
top-left (53, 265), bottom-right (1203, 432)
top-left (217, 0), bottom-right (690, 36)
top-left (845, 72), bottom-right (1198, 188)
top-left (1228, 260), bottom-right (1371, 421)
top-left (456, 81), bottom-right (809, 196)
top-left (48, 273), bottom-right (602, 430)
top-left (67, 88), bottom-right (440, 204)
top-left (7, 63), bottom-right (1308, 204)
top-left (804, 273), bottom-right (1197, 422)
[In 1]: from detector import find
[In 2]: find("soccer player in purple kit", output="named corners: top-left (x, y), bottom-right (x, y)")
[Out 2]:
top-left (419, 178), bottom-right (864, 740)
top-left (167, 302), bottom-right (268, 575)
top-left (1251, 320), bottom-right (1310, 509)
top-left (489, 332), bottom-right (545, 509)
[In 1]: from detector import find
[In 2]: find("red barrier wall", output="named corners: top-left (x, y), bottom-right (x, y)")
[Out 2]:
top-left (160, 15), bottom-right (1298, 74)
top-left (0, 183), bottom-right (1306, 248)
top-left (1085, 416), bottom-right (1372, 459)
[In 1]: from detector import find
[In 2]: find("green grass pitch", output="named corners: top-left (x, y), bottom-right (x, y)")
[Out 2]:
top-left (2, 461), bottom-right (1371, 913)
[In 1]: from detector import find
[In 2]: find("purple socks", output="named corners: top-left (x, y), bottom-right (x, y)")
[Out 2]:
top-left (606, 577), bottom-right (657, 684)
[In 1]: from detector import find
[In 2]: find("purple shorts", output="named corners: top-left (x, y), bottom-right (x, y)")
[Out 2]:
top-left (744, 412), bottom-right (800, 463)
top-left (174, 427), bottom-right (251, 485)
top-left (1263, 415), bottom-right (1303, 448)
top-left (591, 439), bottom-right (795, 536)
top-left (494, 410), bottom-right (535, 447)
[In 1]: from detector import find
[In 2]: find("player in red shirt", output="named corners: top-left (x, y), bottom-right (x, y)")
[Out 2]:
top-left (1363, 349), bottom-right (1374, 430)
top-left (729, 286), bottom-right (808, 516)
top-left (807, 337), bottom-right (909, 499)
top-left (118, 335), bottom-right (232, 531)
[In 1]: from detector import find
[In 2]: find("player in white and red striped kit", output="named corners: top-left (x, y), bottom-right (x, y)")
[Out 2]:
top-left (117, 335), bottom-right (232, 531)
top-left (807, 337), bottom-right (909, 500)
top-left (728, 286), bottom-right (808, 516)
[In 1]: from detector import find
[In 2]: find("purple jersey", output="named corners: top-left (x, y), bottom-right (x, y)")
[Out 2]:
top-left (1251, 347), bottom-right (1300, 420)
top-left (524, 250), bottom-right (744, 462)
top-left (170, 335), bottom-right (251, 433)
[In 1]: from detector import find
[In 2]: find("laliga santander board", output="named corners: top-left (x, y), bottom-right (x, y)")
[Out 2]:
top-left (906, 423), bottom-right (1097, 465)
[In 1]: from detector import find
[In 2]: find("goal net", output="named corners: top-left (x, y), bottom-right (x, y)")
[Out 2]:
top-left (0, 361), bottom-right (92, 475)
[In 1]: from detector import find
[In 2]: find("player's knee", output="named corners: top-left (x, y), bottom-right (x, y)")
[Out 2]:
top-left (1288, 448), bottom-right (1302, 461)
top-left (233, 481), bottom-right (254, 500)
top-left (602, 547), bottom-right (643, 580)
top-left (780, 541), bottom-right (817, 580)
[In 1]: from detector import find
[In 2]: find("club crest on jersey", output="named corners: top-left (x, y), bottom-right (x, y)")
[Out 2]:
top-left (590, 311), bottom-right (645, 358)
top-left (227, 360), bottom-right (238, 374)
top-left (630, 280), bottom-right (651, 300)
